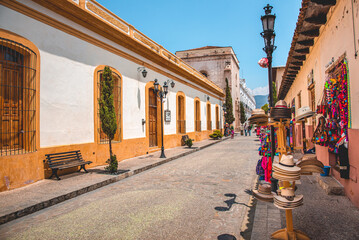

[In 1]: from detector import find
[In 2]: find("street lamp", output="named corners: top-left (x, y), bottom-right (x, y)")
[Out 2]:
top-left (261, 4), bottom-right (277, 190)
top-left (153, 79), bottom-right (168, 158)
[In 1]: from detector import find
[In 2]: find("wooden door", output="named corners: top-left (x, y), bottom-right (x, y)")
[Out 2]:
top-left (0, 62), bottom-right (23, 151)
top-left (149, 89), bottom-right (157, 147)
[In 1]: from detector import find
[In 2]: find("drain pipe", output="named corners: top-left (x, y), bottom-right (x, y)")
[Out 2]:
top-left (351, 0), bottom-right (358, 58)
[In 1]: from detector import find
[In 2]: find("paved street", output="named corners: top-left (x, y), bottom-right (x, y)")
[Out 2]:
top-left (0, 135), bottom-right (258, 240)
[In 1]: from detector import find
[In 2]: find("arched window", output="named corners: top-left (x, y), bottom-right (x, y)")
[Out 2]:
top-left (177, 92), bottom-right (186, 134)
top-left (194, 97), bottom-right (201, 132)
top-left (95, 66), bottom-right (122, 143)
top-left (0, 34), bottom-right (38, 155)
top-left (207, 102), bottom-right (212, 130)
top-left (215, 105), bottom-right (219, 129)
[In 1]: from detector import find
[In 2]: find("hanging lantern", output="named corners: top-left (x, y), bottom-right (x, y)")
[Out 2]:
top-left (258, 57), bottom-right (269, 68)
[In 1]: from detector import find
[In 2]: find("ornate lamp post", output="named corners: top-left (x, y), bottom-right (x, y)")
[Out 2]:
top-left (261, 4), bottom-right (277, 190)
top-left (153, 79), bottom-right (168, 158)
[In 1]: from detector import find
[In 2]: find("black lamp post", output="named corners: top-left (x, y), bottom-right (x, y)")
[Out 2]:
top-left (153, 79), bottom-right (168, 158)
top-left (261, 4), bottom-right (277, 190)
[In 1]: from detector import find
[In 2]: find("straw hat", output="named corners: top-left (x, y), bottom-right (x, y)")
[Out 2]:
top-left (273, 194), bottom-right (304, 209)
top-left (300, 165), bottom-right (324, 174)
top-left (296, 106), bottom-right (315, 121)
top-left (270, 100), bottom-right (291, 119)
top-left (273, 155), bottom-right (301, 173)
top-left (301, 154), bottom-right (317, 161)
top-left (273, 172), bottom-right (300, 181)
top-left (252, 183), bottom-right (274, 202)
top-left (249, 109), bottom-right (268, 120)
top-left (297, 159), bottom-right (324, 168)
top-left (281, 188), bottom-right (295, 201)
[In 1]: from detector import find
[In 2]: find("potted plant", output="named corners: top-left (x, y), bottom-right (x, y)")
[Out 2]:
top-left (185, 138), bottom-right (193, 148)
top-left (209, 130), bottom-right (223, 140)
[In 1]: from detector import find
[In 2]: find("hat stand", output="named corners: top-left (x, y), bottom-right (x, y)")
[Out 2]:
top-left (269, 118), bottom-right (290, 161)
top-left (270, 118), bottom-right (310, 240)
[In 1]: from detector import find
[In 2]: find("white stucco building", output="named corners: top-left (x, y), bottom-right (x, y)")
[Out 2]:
top-left (239, 78), bottom-right (256, 120)
top-left (0, 0), bottom-right (224, 191)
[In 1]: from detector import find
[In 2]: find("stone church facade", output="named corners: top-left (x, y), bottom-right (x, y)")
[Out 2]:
top-left (176, 46), bottom-right (255, 131)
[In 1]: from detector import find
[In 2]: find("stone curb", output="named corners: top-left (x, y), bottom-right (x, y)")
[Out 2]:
top-left (0, 137), bottom-right (229, 225)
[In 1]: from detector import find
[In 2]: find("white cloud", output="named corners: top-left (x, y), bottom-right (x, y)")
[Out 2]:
top-left (252, 86), bottom-right (269, 96)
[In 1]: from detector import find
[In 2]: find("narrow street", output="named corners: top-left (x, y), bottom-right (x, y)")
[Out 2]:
top-left (0, 135), bottom-right (259, 240)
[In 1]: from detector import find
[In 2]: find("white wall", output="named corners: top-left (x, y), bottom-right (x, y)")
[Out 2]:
top-left (0, 4), bottom-right (223, 147)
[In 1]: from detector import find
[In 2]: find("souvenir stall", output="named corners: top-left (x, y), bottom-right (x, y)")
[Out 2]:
top-left (313, 58), bottom-right (350, 179)
top-left (295, 106), bottom-right (316, 153)
top-left (252, 100), bottom-right (325, 240)
top-left (249, 109), bottom-right (272, 182)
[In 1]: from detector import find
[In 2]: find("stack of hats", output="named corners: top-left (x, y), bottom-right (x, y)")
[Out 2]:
top-left (296, 106), bottom-right (315, 121)
top-left (248, 109), bottom-right (268, 125)
top-left (274, 188), bottom-right (303, 209)
top-left (273, 155), bottom-right (301, 181)
top-left (297, 154), bottom-right (324, 174)
top-left (252, 183), bottom-right (273, 202)
top-left (270, 100), bottom-right (291, 120)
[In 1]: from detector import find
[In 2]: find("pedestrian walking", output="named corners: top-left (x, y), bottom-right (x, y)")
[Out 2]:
top-left (231, 126), bottom-right (234, 139)
top-left (248, 124), bottom-right (252, 136)
top-left (244, 122), bottom-right (248, 136)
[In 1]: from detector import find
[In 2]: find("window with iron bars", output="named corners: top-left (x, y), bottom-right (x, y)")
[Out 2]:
top-left (97, 70), bottom-right (121, 144)
top-left (0, 38), bottom-right (37, 156)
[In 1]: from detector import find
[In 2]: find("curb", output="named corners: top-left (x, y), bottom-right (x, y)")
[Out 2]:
top-left (0, 137), bottom-right (229, 225)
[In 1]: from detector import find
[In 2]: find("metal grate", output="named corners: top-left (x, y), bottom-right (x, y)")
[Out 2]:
top-left (97, 71), bottom-right (121, 144)
top-left (0, 37), bottom-right (37, 156)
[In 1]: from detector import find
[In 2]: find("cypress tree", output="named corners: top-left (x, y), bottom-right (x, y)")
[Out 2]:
top-left (240, 102), bottom-right (247, 124)
top-left (224, 78), bottom-right (235, 124)
top-left (99, 66), bottom-right (118, 173)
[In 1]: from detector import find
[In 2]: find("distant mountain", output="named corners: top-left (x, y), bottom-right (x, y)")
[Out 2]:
top-left (254, 95), bottom-right (268, 109)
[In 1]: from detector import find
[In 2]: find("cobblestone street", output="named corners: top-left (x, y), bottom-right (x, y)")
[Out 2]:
top-left (0, 135), bottom-right (258, 240)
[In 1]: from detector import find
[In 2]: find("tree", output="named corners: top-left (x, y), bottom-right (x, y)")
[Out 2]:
top-left (99, 66), bottom-right (118, 173)
top-left (261, 103), bottom-right (269, 114)
top-left (240, 102), bottom-right (247, 124)
top-left (224, 78), bottom-right (235, 124)
top-left (272, 81), bottom-right (278, 105)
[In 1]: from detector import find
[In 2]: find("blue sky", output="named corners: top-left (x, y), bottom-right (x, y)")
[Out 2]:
top-left (97, 0), bottom-right (302, 95)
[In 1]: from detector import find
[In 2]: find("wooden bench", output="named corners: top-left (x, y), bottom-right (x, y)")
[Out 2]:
top-left (44, 150), bottom-right (92, 180)
top-left (181, 135), bottom-right (194, 146)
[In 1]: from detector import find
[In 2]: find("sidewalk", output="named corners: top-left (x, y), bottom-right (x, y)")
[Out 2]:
top-left (250, 174), bottom-right (359, 240)
top-left (0, 137), bottom-right (229, 225)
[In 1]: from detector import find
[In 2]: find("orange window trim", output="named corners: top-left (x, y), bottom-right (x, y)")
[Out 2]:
top-left (0, 29), bottom-right (41, 152)
top-left (93, 65), bottom-right (123, 144)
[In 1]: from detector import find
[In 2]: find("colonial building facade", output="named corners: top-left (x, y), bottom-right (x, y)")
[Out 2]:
top-left (276, 0), bottom-right (359, 207)
top-left (0, 0), bottom-right (224, 191)
top-left (239, 78), bottom-right (256, 120)
top-left (176, 46), bottom-right (255, 131)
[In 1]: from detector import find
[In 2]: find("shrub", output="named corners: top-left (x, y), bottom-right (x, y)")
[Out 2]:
top-left (185, 138), bottom-right (193, 148)
top-left (105, 154), bottom-right (118, 173)
top-left (210, 130), bottom-right (223, 139)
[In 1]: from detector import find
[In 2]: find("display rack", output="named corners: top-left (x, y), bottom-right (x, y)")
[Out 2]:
top-left (270, 118), bottom-right (310, 240)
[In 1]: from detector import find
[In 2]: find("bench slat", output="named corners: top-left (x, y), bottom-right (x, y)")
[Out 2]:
top-left (49, 159), bottom-right (86, 167)
top-left (47, 156), bottom-right (83, 163)
top-left (55, 161), bottom-right (92, 170)
top-left (45, 150), bottom-right (80, 157)
top-left (46, 153), bottom-right (81, 160)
